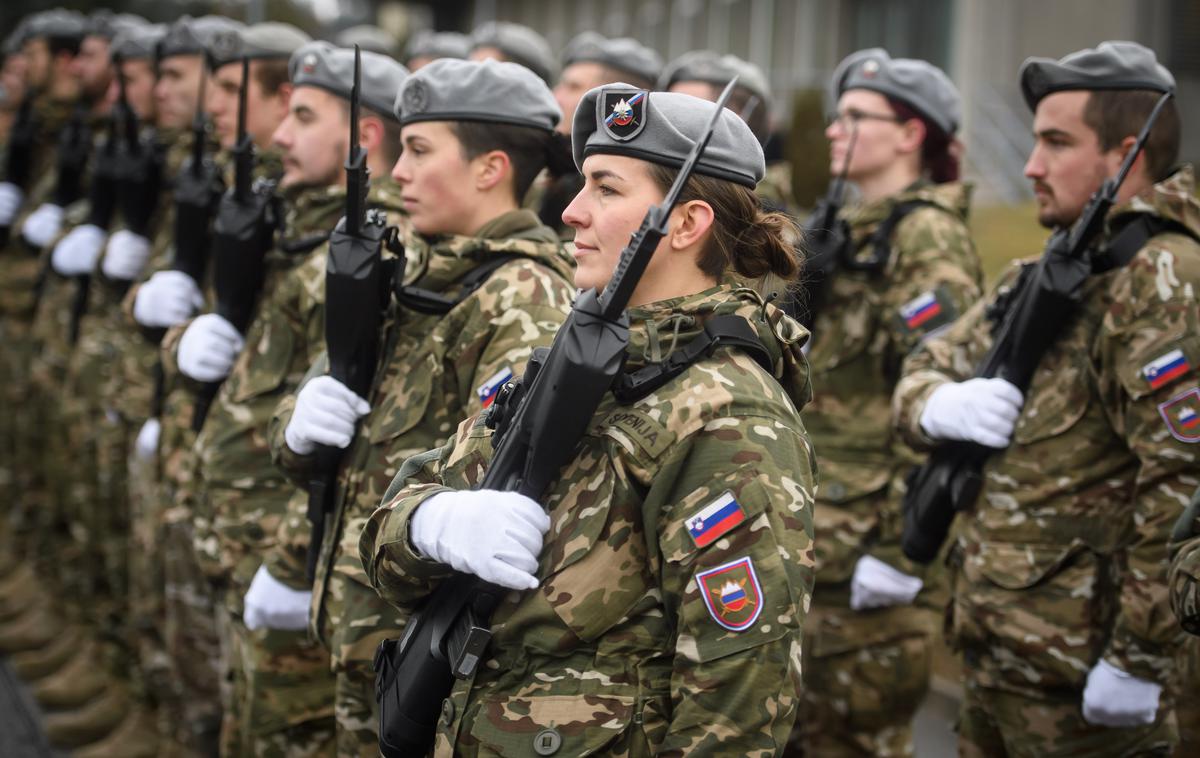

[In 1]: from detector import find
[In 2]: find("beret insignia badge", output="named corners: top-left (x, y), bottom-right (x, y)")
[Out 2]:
top-left (600, 89), bottom-right (647, 141)
top-left (300, 53), bottom-right (318, 75)
top-left (403, 79), bottom-right (430, 114)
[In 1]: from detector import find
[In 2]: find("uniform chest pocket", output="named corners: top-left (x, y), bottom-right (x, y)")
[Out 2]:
top-left (810, 274), bottom-right (880, 372)
top-left (230, 320), bottom-right (295, 402)
top-left (368, 351), bottom-right (439, 444)
top-left (1013, 346), bottom-right (1093, 444)
top-left (466, 693), bottom-right (635, 757)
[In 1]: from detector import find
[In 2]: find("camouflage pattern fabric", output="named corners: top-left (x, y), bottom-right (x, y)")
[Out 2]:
top-left (792, 180), bottom-right (982, 757)
top-left (1169, 487), bottom-right (1200, 636)
top-left (757, 160), bottom-right (798, 216)
top-left (265, 208), bottom-right (575, 757)
top-left (361, 283), bottom-right (818, 757)
top-left (893, 167), bottom-right (1200, 747)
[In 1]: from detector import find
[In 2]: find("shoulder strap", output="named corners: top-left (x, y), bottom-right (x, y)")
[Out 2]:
top-left (613, 315), bottom-right (774, 404)
top-left (394, 253), bottom-right (524, 315)
top-left (1091, 213), bottom-right (1200, 273)
top-left (843, 198), bottom-right (946, 273)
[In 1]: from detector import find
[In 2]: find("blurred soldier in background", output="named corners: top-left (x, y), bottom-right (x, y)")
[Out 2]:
top-left (468, 19), bottom-right (557, 85)
top-left (335, 25), bottom-right (401, 60)
top-left (402, 29), bottom-right (469, 70)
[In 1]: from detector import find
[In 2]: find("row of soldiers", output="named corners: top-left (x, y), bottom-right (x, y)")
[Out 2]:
top-left (0, 6), bottom-right (1197, 758)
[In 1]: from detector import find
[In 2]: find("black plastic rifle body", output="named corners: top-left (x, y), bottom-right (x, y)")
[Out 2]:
top-left (1, 95), bottom-right (37, 247)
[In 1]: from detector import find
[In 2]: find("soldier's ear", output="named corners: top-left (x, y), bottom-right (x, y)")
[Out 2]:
top-left (358, 114), bottom-right (385, 151)
top-left (897, 116), bottom-right (926, 156)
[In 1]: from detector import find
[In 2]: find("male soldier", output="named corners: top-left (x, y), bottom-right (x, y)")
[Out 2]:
top-left (892, 42), bottom-right (1198, 755)
top-left (468, 20), bottom-right (557, 84)
top-left (253, 58), bottom-right (576, 756)
top-left (335, 25), bottom-right (401, 60)
top-left (403, 29), bottom-right (469, 70)
top-left (174, 39), bottom-right (403, 758)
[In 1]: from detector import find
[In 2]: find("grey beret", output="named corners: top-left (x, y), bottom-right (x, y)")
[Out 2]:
top-left (157, 16), bottom-right (244, 62)
top-left (336, 25), bottom-right (400, 59)
top-left (832, 48), bottom-right (962, 135)
top-left (572, 84), bottom-right (764, 188)
top-left (4, 17), bottom-right (33, 55)
top-left (659, 51), bottom-right (771, 106)
top-left (562, 32), bottom-right (663, 85)
top-left (111, 23), bottom-right (165, 63)
top-left (88, 12), bottom-right (146, 42)
top-left (25, 9), bottom-right (88, 43)
top-left (395, 57), bottom-right (560, 131)
top-left (208, 22), bottom-right (312, 71)
top-left (469, 21), bottom-right (557, 84)
top-left (1019, 41), bottom-right (1174, 111)
top-left (404, 30), bottom-right (470, 65)
top-left (289, 41), bottom-right (408, 121)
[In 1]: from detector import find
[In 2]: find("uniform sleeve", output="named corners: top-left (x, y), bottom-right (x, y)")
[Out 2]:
top-left (1095, 240), bottom-right (1199, 682)
top-left (1170, 489), bottom-right (1200, 636)
top-left (652, 414), bottom-right (816, 755)
top-left (266, 352), bottom-right (327, 486)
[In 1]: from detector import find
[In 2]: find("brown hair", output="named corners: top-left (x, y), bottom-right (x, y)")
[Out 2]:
top-left (252, 57), bottom-right (290, 97)
top-left (1083, 89), bottom-right (1180, 182)
top-left (886, 97), bottom-right (959, 183)
top-left (450, 121), bottom-right (566, 203)
top-left (649, 163), bottom-right (799, 282)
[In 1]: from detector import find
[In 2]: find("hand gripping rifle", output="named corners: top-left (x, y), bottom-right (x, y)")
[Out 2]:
top-left (192, 57), bottom-right (278, 432)
top-left (900, 91), bottom-right (1175, 564)
top-left (305, 46), bottom-right (390, 582)
top-left (373, 81), bottom-right (739, 757)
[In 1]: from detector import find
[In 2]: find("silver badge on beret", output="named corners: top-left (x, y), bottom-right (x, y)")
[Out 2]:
top-left (300, 53), bottom-right (318, 74)
top-left (210, 31), bottom-right (240, 61)
top-left (599, 89), bottom-right (647, 142)
top-left (861, 59), bottom-right (880, 78)
top-left (403, 80), bottom-right (430, 115)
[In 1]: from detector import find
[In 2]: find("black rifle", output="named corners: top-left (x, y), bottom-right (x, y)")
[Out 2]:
top-left (52, 104), bottom-right (92, 210)
top-left (900, 91), bottom-right (1175, 564)
top-left (373, 81), bottom-right (739, 758)
top-left (192, 57), bottom-right (277, 432)
top-left (305, 46), bottom-right (389, 581)
top-left (172, 66), bottom-right (223, 288)
top-left (0, 94), bottom-right (37, 247)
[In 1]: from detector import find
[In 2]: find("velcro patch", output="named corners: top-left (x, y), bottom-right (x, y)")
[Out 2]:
top-left (1159, 387), bottom-right (1200, 443)
top-left (686, 491), bottom-right (746, 548)
top-left (1142, 348), bottom-right (1191, 391)
top-left (476, 366), bottom-right (513, 409)
top-left (697, 557), bottom-right (763, 632)
top-left (895, 287), bottom-right (954, 335)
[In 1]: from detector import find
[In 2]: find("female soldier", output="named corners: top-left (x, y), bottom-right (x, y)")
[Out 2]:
top-left (790, 49), bottom-right (983, 757)
top-left (359, 85), bottom-right (817, 755)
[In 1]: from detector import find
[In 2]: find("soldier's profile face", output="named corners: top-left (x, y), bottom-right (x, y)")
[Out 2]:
top-left (554, 62), bottom-right (612, 135)
top-left (825, 90), bottom-right (907, 180)
top-left (391, 120), bottom-right (488, 236)
top-left (271, 85), bottom-right (348, 190)
top-left (22, 38), bottom-right (50, 90)
top-left (0, 52), bottom-right (27, 111)
top-left (115, 60), bottom-right (156, 122)
top-left (1024, 90), bottom-right (1111, 229)
top-left (208, 61), bottom-right (243, 149)
top-left (70, 35), bottom-right (111, 103)
top-left (154, 54), bottom-right (204, 130)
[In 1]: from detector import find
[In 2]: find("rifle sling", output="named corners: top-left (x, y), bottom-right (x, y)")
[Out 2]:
top-left (393, 253), bottom-right (523, 315)
top-left (1090, 213), bottom-right (1200, 273)
top-left (613, 314), bottom-right (773, 404)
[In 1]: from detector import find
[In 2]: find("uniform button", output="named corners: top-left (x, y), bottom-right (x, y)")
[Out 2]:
top-left (440, 698), bottom-right (455, 725)
top-left (533, 727), bottom-right (562, 755)
top-left (826, 482), bottom-right (846, 500)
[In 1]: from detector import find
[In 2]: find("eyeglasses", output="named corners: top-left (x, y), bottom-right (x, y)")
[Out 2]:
top-left (825, 109), bottom-right (902, 129)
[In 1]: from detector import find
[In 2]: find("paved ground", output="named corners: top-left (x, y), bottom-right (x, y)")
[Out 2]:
top-left (0, 659), bottom-right (56, 758)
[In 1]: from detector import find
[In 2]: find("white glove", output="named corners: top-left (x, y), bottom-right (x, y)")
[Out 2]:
top-left (411, 489), bottom-right (550, 590)
top-left (1082, 659), bottom-right (1162, 727)
top-left (850, 554), bottom-right (924, 610)
top-left (919, 377), bottom-right (1024, 449)
top-left (100, 229), bottom-right (152, 281)
top-left (134, 418), bottom-right (160, 460)
top-left (21, 203), bottom-right (64, 247)
top-left (0, 182), bottom-right (22, 225)
top-left (242, 565), bottom-right (311, 631)
top-left (134, 270), bottom-right (204, 328)
top-left (177, 313), bottom-right (244, 382)
top-left (51, 223), bottom-right (107, 275)
top-left (283, 376), bottom-right (370, 455)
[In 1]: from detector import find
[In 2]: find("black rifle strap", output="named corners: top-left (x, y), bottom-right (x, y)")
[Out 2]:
top-left (393, 253), bottom-right (523, 315)
top-left (843, 199), bottom-right (942, 273)
top-left (613, 314), bottom-right (773, 404)
top-left (1090, 213), bottom-right (1200, 273)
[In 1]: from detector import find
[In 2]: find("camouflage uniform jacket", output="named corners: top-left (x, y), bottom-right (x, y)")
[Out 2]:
top-left (893, 167), bottom-right (1200, 695)
top-left (1169, 487), bottom-right (1200, 636)
top-left (192, 180), bottom-right (403, 603)
top-left (757, 160), bottom-right (798, 216)
top-left (360, 283), bottom-right (817, 756)
top-left (265, 209), bottom-right (576, 670)
top-left (807, 180), bottom-right (981, 592)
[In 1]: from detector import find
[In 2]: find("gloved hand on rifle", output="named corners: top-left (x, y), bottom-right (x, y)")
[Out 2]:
top-left (134, 270), bottom-right (204, 328)
top-left (1082, 659), bottom-right (1162, 727)
top-left (919, 377), bottom-right (1024, 449)
top-left (242, 565), bottom-right (311, 631)
top-left (410, 489), bottom-right (550, 591)
top-left (283, 376), bottom-right (370, 455)
top-left (134, 418), bottom-right (160, 460)
top-left (51, 224), bottom-right (107, 276)
top-left (849, 554), bottom-right (923, 610)
top-left (0, 182), bottom-right (23, 225)
top-left (21, 203), bottom-right (65, 248)
top-left (178, 313), bottom-right (245, 383)
top-left (101, 229), bottom-right (152, 281)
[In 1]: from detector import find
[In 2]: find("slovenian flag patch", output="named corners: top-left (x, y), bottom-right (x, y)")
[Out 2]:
top-left (476, 366), bottom-right (513, 409)
top-left (899, 291), bottom-right (942, 330)
top-left (1142, 348), bottom-right (1190, 390)
top-left (686, 491), bottom-right (746, 548)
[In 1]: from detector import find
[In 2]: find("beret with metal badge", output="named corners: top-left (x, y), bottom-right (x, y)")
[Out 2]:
top-left (404, 29), bottom-right (470, 65)
top-left (335, 25), bottom-right (400, 60)
top-left (156, 15), bottom-right (244, 62)
top-left (659, 50), bottom-right (771, 105)
top-left (111, 23), bottom-right (165, 63)
top-left (25, 8), bottom-right (89, 43)
top-left (1019, 40), bottom-right (1174, 111)
top-left (562, 31), bottom-right (663, 85)
top-left (573, 83), bottom-right (764, 188)
top-left (394, 57), bottom-right (560, 131)
top-left (832, 47), bottom-right (962, 135)
top-left (469, 21), bottom-right (557, 84)
top-left (289, 41), bottom-right (408, 122)
top-left (208, 22), bottom-right (312, 71)
top-left (85, 11), bottom-right (146, 41)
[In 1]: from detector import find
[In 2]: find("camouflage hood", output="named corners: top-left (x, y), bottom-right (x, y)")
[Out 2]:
top-left (845, 178), bottom-right (972, 228)
top-left (402, 208), bottom-right (574, 293)
top-left (1111, 164), bottom-right (1200, 238)
top-left (275, 181), bottom-right (345, 252)
top-left (625, 282), bottom-right (813, 411)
